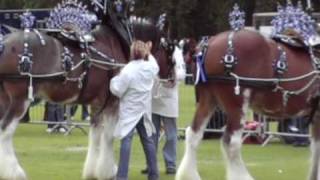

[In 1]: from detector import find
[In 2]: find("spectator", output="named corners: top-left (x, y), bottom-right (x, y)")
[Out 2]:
top-left (278, 116), bottom-right (310, 147)
top-left (70, 104), bottom-right (90, 121)
top-left (143, 45), bottom-right (186, 175)
top-left (44, 102), bottom-right (66, 133)
top-left (110, 40), bottom-right (159, 180)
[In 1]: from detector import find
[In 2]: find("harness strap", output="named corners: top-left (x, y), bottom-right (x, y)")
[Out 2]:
top-left (309, 96), bottom-right (320, 125)
top-left (206, 75), bottom-right (276, 88)
top-left (0, 74), bottom-right (66, 81)
top-left (76, 68), bottom-right (90, 102)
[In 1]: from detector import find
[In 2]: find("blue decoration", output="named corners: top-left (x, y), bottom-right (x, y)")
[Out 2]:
top-left (0, 26), bottom-right (4, 54)
top-left (61, 47), bottom-right (74, 72)
top-left (20, 10), bottom-right (36, 29)
top-left (91, 0), bottom-right (105, 13)
top-left (195, 36), bottom-right (209, 84)
top-left (229, 4), bottom-right (245, 31)
top-left (271, 1), bottom-right (317, 45)
top-left (114, 0), bottom-right (123, 13)
top-left (195, 52), bottom-right (208, 84)
top-left (157, 13), bottom-right (167, 31)
top-left (47, 0), bottom-right (94, 35)
top-left (18, 43), bottom-right (33, 73)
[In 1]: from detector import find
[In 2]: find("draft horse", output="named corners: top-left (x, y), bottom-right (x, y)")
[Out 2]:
top-left (177, 29), bottom-right (320, 180)
top-left (0, 2), bottom-right (178, 180)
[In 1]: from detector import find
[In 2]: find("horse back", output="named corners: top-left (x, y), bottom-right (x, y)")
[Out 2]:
top-left (203, 29), bottom-right (317, 117)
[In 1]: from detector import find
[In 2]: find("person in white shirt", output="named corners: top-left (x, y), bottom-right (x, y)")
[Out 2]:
top-left (142, 45), bottom-right (186, 175)
top-left (110, 40), bottom-right (159, 180)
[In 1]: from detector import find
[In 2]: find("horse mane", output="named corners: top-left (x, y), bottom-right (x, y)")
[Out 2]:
top-left (130, 16), bottom-right (163, 52)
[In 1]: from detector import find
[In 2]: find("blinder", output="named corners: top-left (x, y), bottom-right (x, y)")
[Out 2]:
top-left (159, 37), bottom-right (177, 80)
top-left (18, 43), bottom-right (33, 74)
top-left (160, 37), bottom-right (176, 64)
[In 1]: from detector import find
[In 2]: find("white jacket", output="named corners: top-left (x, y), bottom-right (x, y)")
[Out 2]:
top-left (152, 47), bottom-right (186, 118)
top-left (111, 55), bottom-right (159, 139)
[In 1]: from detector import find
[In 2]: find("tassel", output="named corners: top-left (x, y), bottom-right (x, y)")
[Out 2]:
top-left (235, 85), bottom-right (240, 95)
top-left (28, 76), bottom-right (34, 101)
top-left (234, 77), bottom-right (240, 95)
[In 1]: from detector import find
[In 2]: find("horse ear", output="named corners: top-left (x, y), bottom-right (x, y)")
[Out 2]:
top-left (156, 13), bottom-right (168, 32)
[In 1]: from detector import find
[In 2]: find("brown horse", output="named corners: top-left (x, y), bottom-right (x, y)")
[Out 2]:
top-left (176, 29), bottom-right (320, 180)
top-left (0, 3), bottom-right (178, 180)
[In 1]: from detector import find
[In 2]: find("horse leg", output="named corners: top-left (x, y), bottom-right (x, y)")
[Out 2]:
top-left (176, 87), bottom-right (214, 180)
top-left (95, 112), bottom-right (118, 180)
top-left (308, 102), bottom-right (320, 180)
top-left (221, 89), bottom-right (253, 180)
top-left (0, 92), bottom-right (29, 180)
top-left (82, 110), bottom-right (104, 179)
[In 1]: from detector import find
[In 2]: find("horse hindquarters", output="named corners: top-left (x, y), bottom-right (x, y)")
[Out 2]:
top-left (0, 83), bottom-right (29, 180)
top-left (176, 86), bottom-right (215, 180)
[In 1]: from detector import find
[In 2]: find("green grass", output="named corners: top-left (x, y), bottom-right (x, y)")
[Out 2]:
top-left (13, 84), bottom-right (310, 180)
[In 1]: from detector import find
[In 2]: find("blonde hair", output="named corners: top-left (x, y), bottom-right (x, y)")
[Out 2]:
top-left (130, 40), bottom-right (149, 60)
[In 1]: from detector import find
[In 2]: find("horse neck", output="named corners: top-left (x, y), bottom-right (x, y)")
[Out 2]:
top-left (93, 25), bottom-right (130, 63)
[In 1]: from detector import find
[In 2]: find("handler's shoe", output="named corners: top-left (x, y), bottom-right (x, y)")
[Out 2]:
top-left (166, 168), bottom-right (176, 175)
top-left (46, 128), bottom-right (54, 133)
top-left (141, 168), bottom-right (148, 174)
top-left (59, 127), bottom-right (67, 133)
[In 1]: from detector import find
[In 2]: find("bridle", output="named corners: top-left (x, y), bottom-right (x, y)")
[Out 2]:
top-left (158, 37), bottom-right (177, 82)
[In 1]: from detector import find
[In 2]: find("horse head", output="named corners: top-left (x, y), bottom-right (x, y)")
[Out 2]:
top-left (131, 15), bottom-right (178, 81)
top-left (180, 38), bottom-right (198, 65)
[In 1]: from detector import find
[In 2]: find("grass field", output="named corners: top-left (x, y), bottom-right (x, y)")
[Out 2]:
top-left (14, 85), bottom-right (310, 180)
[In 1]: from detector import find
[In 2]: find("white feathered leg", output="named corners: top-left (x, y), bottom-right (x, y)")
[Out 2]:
top-left (82, 121), bottom-right (104, 179)
top-left (96, 114), bottom-right (118, 180)
top-left (0, 120), bottom-right (27, 180)
top-left (309, 139), bottom-right (320, 180)
top-left (176, 125), bottom-right (206, 180)
top-left (221, 129), bottom-right (254, 180)
top-left (221, 89), bottom-right (254, 180)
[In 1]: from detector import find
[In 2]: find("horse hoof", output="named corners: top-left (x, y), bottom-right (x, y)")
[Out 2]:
top-left (96, 165), bottom-right (117, 180)
top-left (0, 168), bottom-right (27, 180)
top-left (228, 175), bottom-right (254, 180)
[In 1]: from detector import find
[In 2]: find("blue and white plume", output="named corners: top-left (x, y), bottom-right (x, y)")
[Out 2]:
top-left (271, 1), bottom-right (317, 45)
top-left (157, 13), bottom-right (167, 31)
top-left (47, 0), bottom-right (94, 35)
top-left (0, 26), bottom-right (3, 54)
top-left (229, 4), bottom-right (245, 31)
top-left (91, 0), bottom-right (106, 13)
top-left (20, 10), bottom-right (36, 29)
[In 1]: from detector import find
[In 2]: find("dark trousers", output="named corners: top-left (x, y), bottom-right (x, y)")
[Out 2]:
top-left (45, 102), bottom-right (65, 128)
top-left (70, 105), bottom-right (89, 120)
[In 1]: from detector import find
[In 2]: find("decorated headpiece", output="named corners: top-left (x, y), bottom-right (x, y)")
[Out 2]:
top-left (229, 4), bottom-right (245, 31)
top-left (20, 10), bottom-right (36, 29)
top-left (0, 26), bottom-right (3, 54)
top-left (91, 0), bottom-right (107, 14)
top-left (156, 13), bottom-right (167, 31)
top-left (47, 0), bottom-right (95, 35)
top-left (271, 1), bottom-right (317, 44)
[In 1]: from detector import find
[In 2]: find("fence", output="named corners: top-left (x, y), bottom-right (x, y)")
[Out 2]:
top-left (25, 90), bottom-right (310, 146)
top-left (26, 102), bottom-right (89, 135)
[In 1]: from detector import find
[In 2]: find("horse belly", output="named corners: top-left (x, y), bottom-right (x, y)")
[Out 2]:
top-left (250, 90), bottom-right (311, 118)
